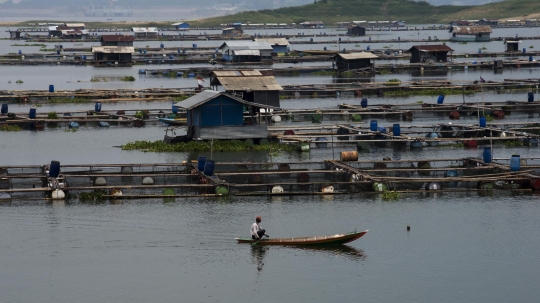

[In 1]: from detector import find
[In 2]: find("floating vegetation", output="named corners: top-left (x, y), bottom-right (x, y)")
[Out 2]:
top-left (530, 46), bottom-right (534, 49)
top-left (121, 76), bottom-right (136, 82)
top-left (47, 112), bottom-right (58, 119)
top-left (121, 140), bottom-right (298, 153)
top-left (172, 95), bottom-right (190, 101)
top-left (12, 43), bottom-right (46, 47)
top-left (50, 97), bottom-right (90, 104)
top-left (378, 69), bottom-right (391, 75)
top-left (78, 190), bottom-right (107, 202)
top-left (90, 77), bottom-right (107, 82)
top-left (340, 71), bottom-right (355, 77)
top-left (503, 140), bottom-right (523, 148)
top-left (382, 190), bottom-right (400, 200)
top-left (484, 115), bottom-right (495, 122)
top-left (312, 70), bottom-right (336, 76)
top-left (15, 79), bottom-right (24, 84)
top-left (39, 48), bottom-right (56, 52)
top-left (386, 88), bottom-right (475, 97)
top-left (0, 124), bottom-right (21, 131)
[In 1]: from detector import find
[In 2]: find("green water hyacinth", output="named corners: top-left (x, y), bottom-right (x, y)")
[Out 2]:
top-left (121, 140), bottom-right (298, 153)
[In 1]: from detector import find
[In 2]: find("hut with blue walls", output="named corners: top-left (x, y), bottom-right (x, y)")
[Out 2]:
top-left (175, 90), bottom-right (280, 140)
top-left (172, 22), bottom-right (190, 30)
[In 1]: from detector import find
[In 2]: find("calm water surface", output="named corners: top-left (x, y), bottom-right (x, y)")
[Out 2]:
top-left (2, 25), bottom-right (540, 303)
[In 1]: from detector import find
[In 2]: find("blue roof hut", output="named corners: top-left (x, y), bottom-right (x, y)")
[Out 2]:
top-left (175, 90), bottom-right (280, 140)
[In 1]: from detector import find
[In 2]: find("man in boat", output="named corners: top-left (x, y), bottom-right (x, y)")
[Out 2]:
top-left (251, 216), bottom-right (268, 240)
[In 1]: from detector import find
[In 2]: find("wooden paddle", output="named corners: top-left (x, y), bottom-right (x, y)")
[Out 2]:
top-left (251, 234), bottom-right (268, 246)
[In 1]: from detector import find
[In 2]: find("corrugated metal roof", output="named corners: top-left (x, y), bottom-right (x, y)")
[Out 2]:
top-left (219, 41), bottom-right (273, 51)
top-left (300, 21), bottom-right (324, 25)
top-left (336, 52), bottom-right (378, 60)
top-left (91, 46), bottom-right (135, 54)
top-left (233, 50), bottom-right (260, 56)
top-left (61, 30), bottom-right (88, 35)
top-left (450, 26), bottom-right (492, 34)
top-left (216, 76), bottom-right (283, 91)
top-left (175, 90), bottom-right (280, 110)
top-left (211, 70), bottom-right (264, 77)
top-left (132, 27), bottom-right (158, 33)
top-left (65, 23), bottom-right (85, 27)
top-left (254, 38), bottom-right (290, 46)
top-left (408, 45), bottom-right (454, 52)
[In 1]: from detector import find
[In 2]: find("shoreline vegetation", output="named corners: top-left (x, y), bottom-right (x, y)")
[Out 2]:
top-left (121, 140), bottom-right (298, 153)
top-left (1, 0), bottom-right (539, 28)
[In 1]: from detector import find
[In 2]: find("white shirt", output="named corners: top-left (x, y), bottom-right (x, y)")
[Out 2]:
top-left (251, 222), bottom-right (262, 238)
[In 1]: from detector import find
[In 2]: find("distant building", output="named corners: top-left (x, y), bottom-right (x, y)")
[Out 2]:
top-left (209, 69), bottom-right (283, 108)
top-left (222, 28), bottom-right (244, 37)
top-left (408, 45), bottom-right (454, 63)
top-left (253, 38), bottom-right (289, 53)
top-left (525, 19), bottom-right (539, 26)
top-left (132, 27), bottom-right (158, 39)
top-left (479, 19), bottom-right (500, 26)
top-left (91, 46), bottom-right (134, 65)
top-left (172, 22), bottom-right (190, 30)
top-left (347, 26), bottom-right (366, 36)
top-left (334, 52), bottom-right (378, 71)
top-left (504, 39), bottom-right (521, 52)
top-left (218, 41), bottom-right (274, 62)
top-left (100, 35), bottom-right (134, 46)
top-left (449, 26), bottom-right (492, 42)
top-left (174, 90), bottom-right (280, 140)
top-left (300, 21), bottom-right (325, 29)
top-left (48, 23), bottom-right (87, 39)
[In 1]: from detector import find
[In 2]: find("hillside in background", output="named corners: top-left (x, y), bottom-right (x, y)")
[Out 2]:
top-left (192, 0), bottom-right (471, 26)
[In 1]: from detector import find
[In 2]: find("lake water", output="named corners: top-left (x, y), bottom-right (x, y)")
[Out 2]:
top-left (2, 25), bottom-right (540, 303)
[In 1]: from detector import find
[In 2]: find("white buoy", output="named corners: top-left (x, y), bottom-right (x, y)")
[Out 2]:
top-left (94, 177), bottom-right (107, 186)
top-left (51, 189), bottom-right (65, 200)
top-left (110, 188), bottom-right (123, 196)
top-left (142, 177), bottom-right (154, 185)
top-left (320, 185), bottom-right (334, 193)
top-left (271, 115), bottom-right (282, 123)
top-left (271, 185), bottom-right (284, 193)
top-left (121, 166), bottom-right (133, 174)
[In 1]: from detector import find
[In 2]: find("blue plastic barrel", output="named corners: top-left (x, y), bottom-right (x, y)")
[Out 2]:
top-left (529, 55), bottom-right (533, 62)
top-left (99, 121), bottom-right (110, 127)
top-left (478, 49), bottom-right (482, 54)
top-left (398, 36), bottom-right (401, 41)
top-left (479, 117), bottom-right (486, 128)
top-left (377, 126), bottom-right (386, 133)
top-left (172, 102), bottom-right (178, 114)
top-left (483, 147), bottom-right (492, 163)
top-left (57, 50), bottom-right (60, 55)
top-left (82, 55), bottom-right (87, 60)
top-left (338, 37), bottom-right (341, 42)
top-left (160, 43), bottom-right (164, 48)
top-left (169, 55), bottom-right (173, 60)
top-left (315, 137), bottom-right (328, 148)
top-left (299, 52), bottom-right (303, 57)
top-left (1, 104), bottom-right (7, 114)
top-left (437, 95), bottom-right (445, 104)
top-left (95, 102), bottom-right (101, 112)
top-left (324, 46), bottom-right (327, 51)
top-left (68, 121), bottom-right (79, 129)
top-left (370, 120), bottom-right (378, 131)
top-left (392, 124), bottom-right (400, 136)
top-left (188, 73), bottom-right (195, 78)
top-left (523, 48), bottom-right (526, 53)
top-left (204, 160), bottom-right (215, 176)
top-left (176, 72), bottom-right (183, 76)
top-left (29, 108), bottom-right (36, 119)
top-left (49, 85), bottom-right (54, 92)
top-left (18, 50), bottom-right (22, 54)
top-left (528, 92), bottom-right (534, 102)
top-left (361, 98), bottom-right (368, 108)
top-left (367, 46), bottom-right (370, 50)
top-left (192, 44), bottom-right (197, 48)
top-left (310, 38), bottom-right (313, 42)
top-left (49, 160), bottom-right (60, 178)
top-left (139, 49), bottom-right (143, 53)
top-left (445, 170), bottom-right (458, 177)
top-left (177, 49), bottom-right (180, 53)
top-left (510, 154), bottom-right (520, 171)
top-left (143, 50), bottom-right (147, 54)
top-left (197, 155), bottom-right (207, 171)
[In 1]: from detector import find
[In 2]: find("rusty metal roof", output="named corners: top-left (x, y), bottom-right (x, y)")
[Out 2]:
top-left (215, 76), bottom-right (283, 91)
top-left (91, 46), bottom-right (135, 54)
top-left (335, 52), bottom-right (378, 60)
top-left (408, 45), bottom-right (454, 52)
top-left (450, 26), bottom-right (492, 34)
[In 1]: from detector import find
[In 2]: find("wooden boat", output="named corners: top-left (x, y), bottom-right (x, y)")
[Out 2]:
top-left (158, 117), bottom-right (187, 125)
top-left (236, 230), bottom-right (367, 245)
